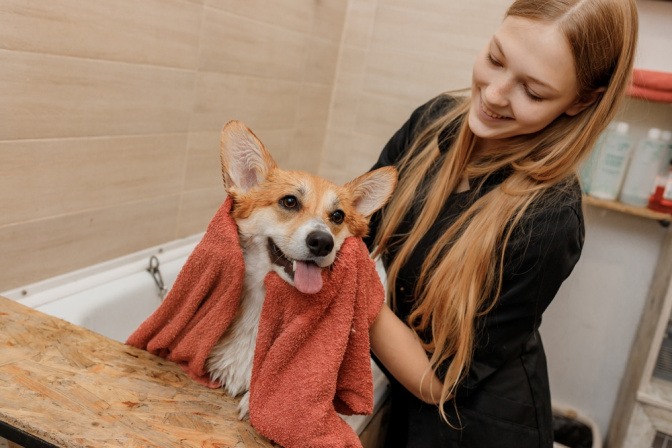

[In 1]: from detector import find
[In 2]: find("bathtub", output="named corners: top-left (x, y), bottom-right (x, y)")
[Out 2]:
top-left (3, 234), bottom-right (390, 436)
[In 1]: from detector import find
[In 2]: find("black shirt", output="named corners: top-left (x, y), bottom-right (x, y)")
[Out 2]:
top-left (366, 96), bottom-right (585, 448)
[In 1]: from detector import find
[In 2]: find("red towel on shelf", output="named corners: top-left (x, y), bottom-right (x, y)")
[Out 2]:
top-left (127, 196), bottom-right (385, 448)
top-left (627, 68), bottom-right (672, 103)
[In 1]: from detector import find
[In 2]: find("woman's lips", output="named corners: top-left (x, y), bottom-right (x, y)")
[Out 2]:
top-left (479, 100), bottom-right (509, 121)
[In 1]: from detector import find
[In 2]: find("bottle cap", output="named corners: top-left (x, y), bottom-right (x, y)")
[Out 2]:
top-left (648, 128), bottom-right (662, 140)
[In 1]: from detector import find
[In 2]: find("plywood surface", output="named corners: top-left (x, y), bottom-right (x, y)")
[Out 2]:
top-left (0, 296), bottom-right (274, 448)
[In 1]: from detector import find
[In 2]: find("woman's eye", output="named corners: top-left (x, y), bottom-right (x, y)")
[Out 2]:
top-left (487, 53), bottom-right (503, 67)
top-left (330, 210), bottom-right (345, 224)
top-left (525, 88), bottom-right (544, 102)
top-left (280, 195), bottom-right (299, 209)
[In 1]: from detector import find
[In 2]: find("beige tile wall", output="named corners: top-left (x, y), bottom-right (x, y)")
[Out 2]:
top-left (0, 0), bottom-right (508, 291)
top-left (0, 0), bottom-right (345, 291)
top-left (320, 0), bottom-right (509, 184)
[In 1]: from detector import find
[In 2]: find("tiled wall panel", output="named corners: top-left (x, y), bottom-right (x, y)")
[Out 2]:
top-left (0, 135), bottom-right (187, 226)
top-left (0, 0), bottom-right (202, 68)
top-left (1, 0), bottom-right (503, 290)
top-left (176, 187), bottom-right (226, 237)
top-left (1, 196), bottom-right (180, 289)
top-left (183, 131), bottom-right (223, 191)
top-left (205, 0), bottom-right (315, 34)
top-left (319, 0), bottom-right (508, 184)
top-left (198, 8), bottom-right (307, 81)
top-left (189, 72), bottom-right (302, 135)
top-left (0, 51), bottom-right (195, 140)
top-left (0, 0), bottom-right (347, 291)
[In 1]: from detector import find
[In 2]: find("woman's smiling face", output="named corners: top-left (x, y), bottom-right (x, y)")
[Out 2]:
top-left (468, 16), bottom-right (586, 147)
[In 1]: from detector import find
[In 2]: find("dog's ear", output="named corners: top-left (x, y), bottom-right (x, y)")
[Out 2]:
top-left (220, 120), bottom-right (277, 193)
top-left (344, 166), bottom-right (398, 217)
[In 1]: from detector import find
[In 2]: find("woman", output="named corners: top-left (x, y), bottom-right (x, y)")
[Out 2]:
top-left (367, 0), bottom-right (638, 446)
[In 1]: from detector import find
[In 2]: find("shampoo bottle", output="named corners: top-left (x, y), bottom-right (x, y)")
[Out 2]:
top-left (588, 122), bottom-right (632, 200)
top-left (659, 162), bottom-right (672, 210)
top-left (620, 128), bottom-right (665, 207)
top-left (579, 124), bottom-right (611, 193)
top-left (653, 159), bottom-right (672, 213)
top-left (647, 130), bottom-right (672, 212)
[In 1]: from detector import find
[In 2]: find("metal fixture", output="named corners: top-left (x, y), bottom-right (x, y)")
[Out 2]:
top-left (147, 255), bottom-right (167, 300)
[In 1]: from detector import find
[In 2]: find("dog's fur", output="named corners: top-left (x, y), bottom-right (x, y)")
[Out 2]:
top-left (205, 121), bottom-right (397, 419)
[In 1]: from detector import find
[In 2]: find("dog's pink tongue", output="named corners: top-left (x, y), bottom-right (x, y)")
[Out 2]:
top-left (294, 261), bottom-right (323, 294)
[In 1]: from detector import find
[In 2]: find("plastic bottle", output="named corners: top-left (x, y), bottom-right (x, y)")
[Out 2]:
top-left (647, 130), bottom-right (672, 212)
top-left (620, 128), bottom-right (666, 206)
top-left (661, 177), bottom-right (672, 209)
top-left (588, 122), bottom-right (633, 200)
top-left (579, 124), bottom-right (612, 193)
top-left (653, 159), bottom-right (672, 213)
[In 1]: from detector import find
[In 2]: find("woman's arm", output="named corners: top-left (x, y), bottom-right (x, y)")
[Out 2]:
top-left (370, 304), bottom-right (443, 404)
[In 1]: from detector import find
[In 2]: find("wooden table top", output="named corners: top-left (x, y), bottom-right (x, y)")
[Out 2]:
top-left (0, 295), bottom-right (274, 448)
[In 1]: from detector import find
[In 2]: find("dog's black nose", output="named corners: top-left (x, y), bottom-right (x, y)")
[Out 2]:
top-left (306, 231), bottom-right (334, 257)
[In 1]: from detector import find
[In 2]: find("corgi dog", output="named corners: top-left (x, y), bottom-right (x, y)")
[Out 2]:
top-left (205, 121), bottom-right (397, 419)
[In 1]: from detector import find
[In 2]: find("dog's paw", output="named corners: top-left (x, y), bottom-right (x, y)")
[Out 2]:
top-left (237, 391), bottom-right (250, 420)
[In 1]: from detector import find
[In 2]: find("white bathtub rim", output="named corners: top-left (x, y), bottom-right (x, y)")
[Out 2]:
top-left (2, 233), bottom-right (203, 308)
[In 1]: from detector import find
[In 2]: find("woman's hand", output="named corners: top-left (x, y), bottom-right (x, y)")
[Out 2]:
top-left (369, 304), bottom-right (444, 404)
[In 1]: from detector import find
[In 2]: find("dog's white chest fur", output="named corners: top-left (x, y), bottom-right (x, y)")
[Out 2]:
top-left (205, 236), bottom-right (268, 414)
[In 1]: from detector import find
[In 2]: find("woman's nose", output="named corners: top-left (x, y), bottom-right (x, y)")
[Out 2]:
top-left (484, 75), bottom-right (513, 106)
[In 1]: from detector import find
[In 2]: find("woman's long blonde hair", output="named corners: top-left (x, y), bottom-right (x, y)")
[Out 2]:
top-left (373, 0), bottom-right (638, 422)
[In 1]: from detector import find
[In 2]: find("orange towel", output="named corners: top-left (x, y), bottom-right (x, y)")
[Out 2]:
top-left (126, 196), bottom-right (244, 387)
top-left (627, 68), bottom-right (672, 103)
top-left (127, 196), bottom-right (384, 447)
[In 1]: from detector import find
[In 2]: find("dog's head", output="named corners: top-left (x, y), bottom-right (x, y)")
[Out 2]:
top-left (220, 120), bottom-right (397, 294)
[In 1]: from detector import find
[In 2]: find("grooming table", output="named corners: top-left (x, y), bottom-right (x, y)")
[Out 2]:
top-left (0, 296), bottom-right (274, 448)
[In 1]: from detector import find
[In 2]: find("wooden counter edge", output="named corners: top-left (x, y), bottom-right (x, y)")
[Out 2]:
top-left (0, 295), bottom-right (274, 448)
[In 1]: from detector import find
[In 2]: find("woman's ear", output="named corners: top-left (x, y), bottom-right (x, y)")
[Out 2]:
top-left (565, 88), bottom-right (606, 116)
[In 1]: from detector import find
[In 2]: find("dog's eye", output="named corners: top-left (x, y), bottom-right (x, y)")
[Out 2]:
top-left (330, 210), bottom-right (345, 225)
top-left (280, 195), bottom-right (299, 209)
